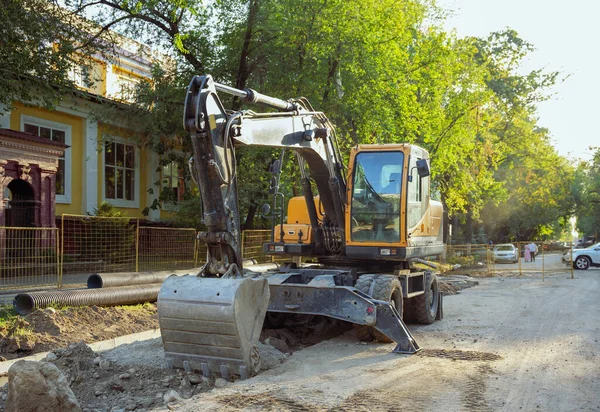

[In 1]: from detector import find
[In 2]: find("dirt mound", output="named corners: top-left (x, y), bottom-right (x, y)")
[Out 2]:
top-left (438, 282), bottom-right (460, 295)
top-left (0, 304), bottom-right (158, 360)
top-left (438, 275), bottom-right (479, 295)
top-left (261, 315), bottom-right (351, 351)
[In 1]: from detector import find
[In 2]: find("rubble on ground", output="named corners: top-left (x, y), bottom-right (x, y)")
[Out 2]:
top-left (438, 275), bottom-right (479, 295)
top-left (0, 338), bottom-right (288, 412)
top-left (5, 360), bottom-right (81, 412)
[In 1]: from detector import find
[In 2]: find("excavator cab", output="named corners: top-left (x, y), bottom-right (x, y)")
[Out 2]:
top-left (267, 144), bottom-right (443, 263)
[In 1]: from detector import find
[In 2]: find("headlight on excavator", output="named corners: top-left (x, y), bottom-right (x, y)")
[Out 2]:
top-left (380, 248), bottom-right (398, 256)
top-left (267, 244), bottom-right (285, 252)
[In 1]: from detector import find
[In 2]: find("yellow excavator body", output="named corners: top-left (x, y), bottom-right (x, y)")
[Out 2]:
top-left (158, 75), bottom-right (442, 381)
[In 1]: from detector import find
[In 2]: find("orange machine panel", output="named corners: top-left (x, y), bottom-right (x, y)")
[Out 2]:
top-left (287, 196), bottom-right (323, 224)
top-left (274, 224), bottom-right (313, 243)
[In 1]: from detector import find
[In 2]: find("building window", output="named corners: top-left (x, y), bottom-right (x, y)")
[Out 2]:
top-left (104, 140), bottom-right (136, 202)
top-left (114, 70), bottom-right (140, 102)
top-left (69, 64), bottom-right (94, 89)
top-left (21, 116), bottom-right (71, 203)
top-left (161, 162), bottom-right (184, 204)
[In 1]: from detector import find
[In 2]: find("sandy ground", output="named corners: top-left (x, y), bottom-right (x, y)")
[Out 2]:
top-left (2, 267), bottom-right (599, 411)
top-left (160, 269), bottom-right (600, 411)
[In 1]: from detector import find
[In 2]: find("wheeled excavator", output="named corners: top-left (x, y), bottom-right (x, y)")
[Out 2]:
top-left (157, 75), bottom-right (445, 380)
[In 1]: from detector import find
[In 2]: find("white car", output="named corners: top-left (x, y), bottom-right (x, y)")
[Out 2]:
top-left (562, 242), bottom-right (600, 270)
top-left (493, 244), bottom-right (518, 264)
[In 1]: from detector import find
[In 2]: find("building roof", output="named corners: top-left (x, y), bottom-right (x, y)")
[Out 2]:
top-left (0, 129), bottom-right (69, 149)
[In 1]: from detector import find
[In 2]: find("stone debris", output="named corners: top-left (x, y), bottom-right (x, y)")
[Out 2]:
top-left (163, 389), bottom-right (182, 404)
top-left (6, 360), bottom-right (81, 412)
top-left (214, 378), bottom-right (229, 388)
top-left (265, 336), bottom-right (290, 354)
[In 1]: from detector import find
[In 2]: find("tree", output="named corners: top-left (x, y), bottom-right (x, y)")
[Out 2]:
top-left (55, 0), bottom-right (575, 234)
top-left (0, 0), bottom-right (118, 109)
top-left (574, 148), bottom-right (600, 238)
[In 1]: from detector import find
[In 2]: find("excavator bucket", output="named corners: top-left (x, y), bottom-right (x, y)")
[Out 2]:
top-left (157, 274), bottom-right (270, 379)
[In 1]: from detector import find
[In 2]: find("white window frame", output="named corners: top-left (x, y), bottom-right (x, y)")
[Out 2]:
top-left (101, 135), bottom-right (140, 209)
top-left (20, 115), bottom-right (72, 204)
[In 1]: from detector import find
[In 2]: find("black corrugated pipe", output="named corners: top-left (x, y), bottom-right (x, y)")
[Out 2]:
top-left (87, 272), bottom-right (183, 289)
top-left (87, 262), bottom-right (258, 288)
top-left (13, 284), bottom-right (162, 315)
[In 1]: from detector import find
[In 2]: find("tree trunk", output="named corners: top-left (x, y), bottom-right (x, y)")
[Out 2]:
top-left (465, 207), bottom-right (473, 244)
top-left (233, 0), bottom-right (260, 108)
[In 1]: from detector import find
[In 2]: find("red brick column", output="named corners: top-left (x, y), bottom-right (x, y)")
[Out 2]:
top-left (29, 165), bottom-right (41, 228)
top-left (0, 163), bottom-right (5, 262)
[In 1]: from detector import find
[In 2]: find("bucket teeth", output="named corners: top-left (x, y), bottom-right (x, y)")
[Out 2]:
top-left (158, 275), bottom-right (270, 380)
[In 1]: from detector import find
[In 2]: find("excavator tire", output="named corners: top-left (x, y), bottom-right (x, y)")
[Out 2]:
top-left (158, 274), bottom-right (270, 379)
top-left (353, 275), bottom-right (403, 343)
top-left (370, 276), bottom-right (403, 343)
top-left (410, 271), bottom-right (439, 324)
top-left (353, 274), bottom-right (376, 341)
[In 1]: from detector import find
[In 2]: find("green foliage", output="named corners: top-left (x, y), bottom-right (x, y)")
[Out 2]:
top-left (163, 197), bottom-right (204, 229)
top-left (574, 148), bottom-right (600, 237)
top-left (0, 0), bottom-right (114, 109)
top-left (448, 255), bottom-right (475, 266)
top-left (48, 0), bottom-right (576, 235)
top-left (92, 201), bottom-right (128, 217)
top-left (0, 305), bottom-right (17, 327)
top-left (74, 202), bottom-right (136, 265)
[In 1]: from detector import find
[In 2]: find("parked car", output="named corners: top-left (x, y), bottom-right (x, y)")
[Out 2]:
top-left (562, 242), bottom-right (600, 270)
top-left (493, 244), bottom-right (518, 263)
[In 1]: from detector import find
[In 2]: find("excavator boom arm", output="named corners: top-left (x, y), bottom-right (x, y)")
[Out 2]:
top-left (184, 75), bottom-right (346, 275)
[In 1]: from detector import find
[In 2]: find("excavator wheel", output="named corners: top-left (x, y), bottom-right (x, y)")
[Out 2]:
top-left (370, 276), bottom-right (403, 343)
top-left (408, 271), bottom-right (439, 324)
top-left (353, 275), bottom-right (403, 343)
top-left (353, 275), bottom-right (376, 341)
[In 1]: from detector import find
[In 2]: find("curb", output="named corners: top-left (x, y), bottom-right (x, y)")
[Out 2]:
top-left (0, 328), bottom-right (161, 377)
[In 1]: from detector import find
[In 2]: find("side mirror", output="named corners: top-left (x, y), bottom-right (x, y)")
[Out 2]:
top-left (416, 159), bottom-right (430, 178)
top-left (261, 203), bottom-right (271, 216)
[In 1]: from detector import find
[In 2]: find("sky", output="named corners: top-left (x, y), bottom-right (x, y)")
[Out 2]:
top-left (438, 0), bottom-right (599, 161)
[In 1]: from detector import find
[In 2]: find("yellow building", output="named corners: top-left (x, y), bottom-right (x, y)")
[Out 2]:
top-left (0, 37), bottom-right (173, 222)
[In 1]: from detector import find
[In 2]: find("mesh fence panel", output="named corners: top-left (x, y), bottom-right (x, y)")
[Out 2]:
top-left (138, 227), bottom-right (197, 272)
top-left (443, 241), bottom-right (576, 278)
top-left (60, 214), bottom-right (138, 276)
top-left (442, 244), bottom-right (493, 274)
top-left (242, 230), bottom-right (274, 263)
top-left (0, 227), bottom-right (60, 290)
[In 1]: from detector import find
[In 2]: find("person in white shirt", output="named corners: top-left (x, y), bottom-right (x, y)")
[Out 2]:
top-left (529, 242), bottom-right (538, 262)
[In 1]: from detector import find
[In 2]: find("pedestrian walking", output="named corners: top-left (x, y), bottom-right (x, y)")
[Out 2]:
top-left (524, 244), bottom-right (532, 262)
top-left (529, 242), bottom-right (537, 262)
